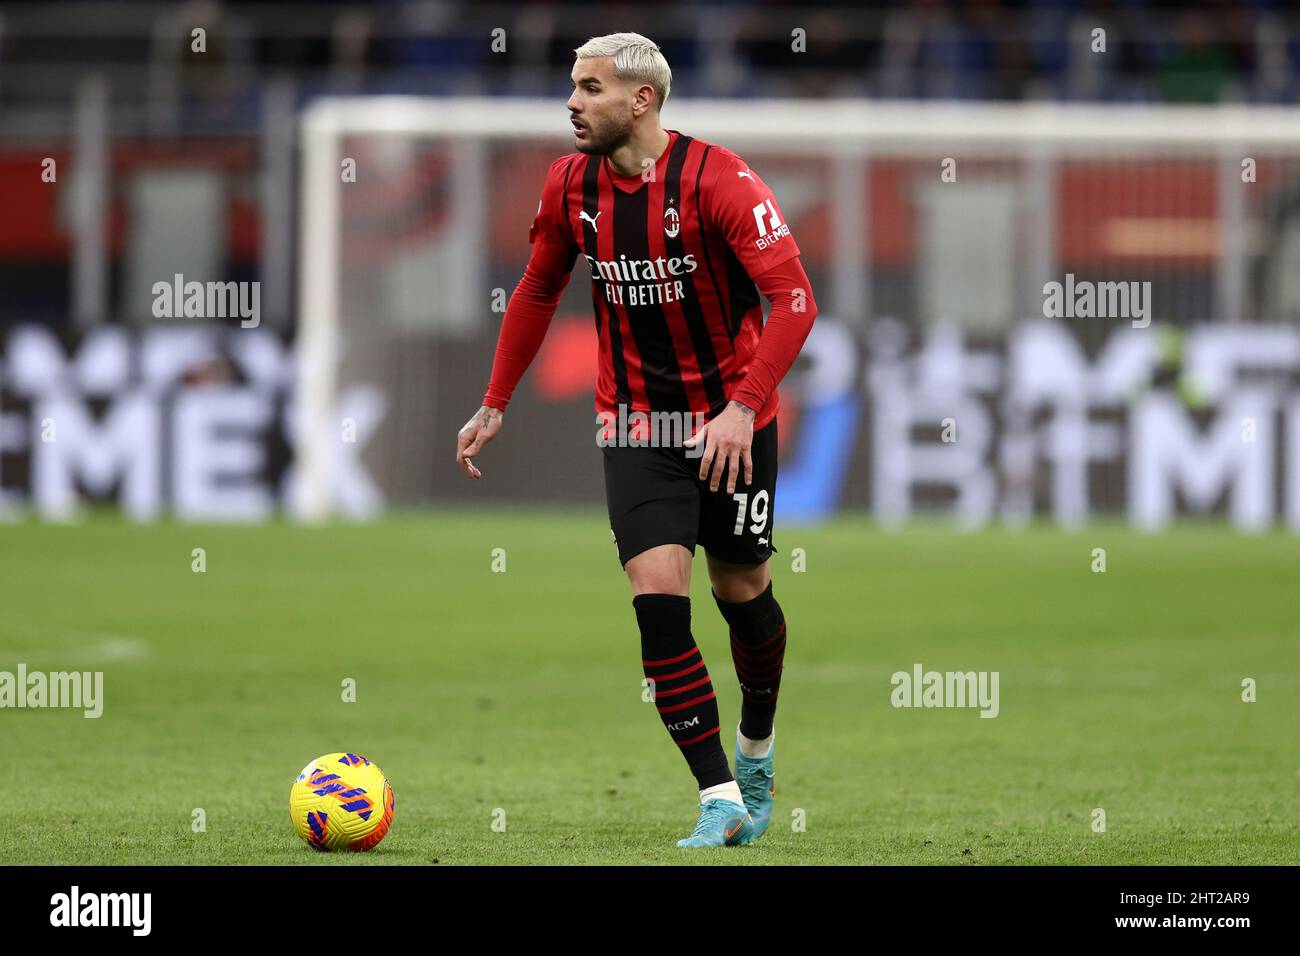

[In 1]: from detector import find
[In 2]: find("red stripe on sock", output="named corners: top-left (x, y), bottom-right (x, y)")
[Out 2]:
top-left (648, 657), bottom-right (706, 682)
top-left (653, 674), bottom-right (713, 698)
top-left (642, 645), bottom-right (699, 668)
top-left (658, 691), bottom-right (716, 715)
top-left (735, 663), bottom-right (783, 681)
top-left (729, 630), bottom-right (786, 661)
top-left (676, 725), bottom-right (721, 747)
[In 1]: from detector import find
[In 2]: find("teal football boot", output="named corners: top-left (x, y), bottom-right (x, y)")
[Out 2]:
top-left (676, 798), bottom-right (754, 848)
top-left (733, 730), bottom-right (775, 845)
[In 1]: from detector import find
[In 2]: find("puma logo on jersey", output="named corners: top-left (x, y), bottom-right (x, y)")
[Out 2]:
top-left (579, 210), bottom-right (602, 232)
top-left (737, 168), bottom-right (754, 180)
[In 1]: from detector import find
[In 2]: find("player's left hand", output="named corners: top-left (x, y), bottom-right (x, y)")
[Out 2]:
top-left (684, 400), bottom-right (755, 494)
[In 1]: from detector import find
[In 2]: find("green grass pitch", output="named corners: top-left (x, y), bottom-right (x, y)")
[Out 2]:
top-left (0, 508), bottom-right (1296, 865)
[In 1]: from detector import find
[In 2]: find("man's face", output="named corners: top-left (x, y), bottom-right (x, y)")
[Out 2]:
top-left (568, 57), bottom-right (636, 155)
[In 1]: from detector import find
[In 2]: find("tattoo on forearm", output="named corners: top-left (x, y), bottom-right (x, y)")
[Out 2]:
top-left (729, 400), bottom-right (756, 419)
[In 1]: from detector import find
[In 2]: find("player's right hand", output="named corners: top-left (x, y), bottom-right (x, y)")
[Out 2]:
top-left (456, 405), bottom-right (504, 479)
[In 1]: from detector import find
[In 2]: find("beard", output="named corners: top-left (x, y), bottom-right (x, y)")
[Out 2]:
top-left (575, 110), bottom-right (634, 155)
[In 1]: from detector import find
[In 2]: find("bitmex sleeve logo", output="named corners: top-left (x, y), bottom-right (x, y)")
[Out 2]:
top-left (50, 886), bottom-right (151, 936)
top-left (751, 198), bottom-right (790, 250)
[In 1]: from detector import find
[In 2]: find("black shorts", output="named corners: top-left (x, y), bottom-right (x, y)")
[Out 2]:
top-left (602, 418), bottom-right (778, 568)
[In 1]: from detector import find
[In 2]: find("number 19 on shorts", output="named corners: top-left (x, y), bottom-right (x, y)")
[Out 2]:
top-left (732, 490), bottom-right (770, 543)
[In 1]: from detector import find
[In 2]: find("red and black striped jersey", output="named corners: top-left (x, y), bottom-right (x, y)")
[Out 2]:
top-left (524, 129), bottom-right (802, 430)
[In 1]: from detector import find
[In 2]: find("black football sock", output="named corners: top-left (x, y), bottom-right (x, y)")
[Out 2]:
top-left (714, 581), bottom-right (787, 742)
top-left (633, 593), bottom-right (732, 790)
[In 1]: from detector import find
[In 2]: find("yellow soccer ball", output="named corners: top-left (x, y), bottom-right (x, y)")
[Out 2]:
top-left (289, 753), bottom-right (395, 852)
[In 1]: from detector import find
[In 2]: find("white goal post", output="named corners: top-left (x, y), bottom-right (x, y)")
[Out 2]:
top-left (296, 97), bottom-right (1300, 519)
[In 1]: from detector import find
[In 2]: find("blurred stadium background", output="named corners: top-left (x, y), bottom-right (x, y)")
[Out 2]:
top-left (3, 0), bottom-right (1300, 527)
top-left (2, 0), bottom-right (1299, 868)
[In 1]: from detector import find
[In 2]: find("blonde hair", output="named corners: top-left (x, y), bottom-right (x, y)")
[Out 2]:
top-left (573, 32), bottom-right (672, 110)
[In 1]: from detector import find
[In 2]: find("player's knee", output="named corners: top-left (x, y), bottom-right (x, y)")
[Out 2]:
top-left (709, 563), bottom-right (770, 603)
top-left (625, 544), bottom-right (691, 596)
